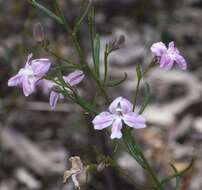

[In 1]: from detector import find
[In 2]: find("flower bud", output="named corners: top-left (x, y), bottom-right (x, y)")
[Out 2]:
top-left (33, 22), bottom-right (44, 42)
top-left (110, 34), bottom-right (125, 51)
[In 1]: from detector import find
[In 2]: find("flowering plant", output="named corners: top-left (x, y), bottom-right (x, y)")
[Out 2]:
top-left (8, 0), bottom-right (194, 189)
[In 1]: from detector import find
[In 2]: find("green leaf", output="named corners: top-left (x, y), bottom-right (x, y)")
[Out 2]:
top-left (161, 157), bottom-right (195, 186)
top-left (170, 164), bottom-right (181, 190)
top-left (122, 127), bottom-right (146, 169)
top-left (94, 34), bottom-right (100, 77)
top-left (136, 64), bottom-right (142, 81)
top-left (103, 72), bottom-right (127, 87)
top-left (73, 94), bottom-right (98, 115)
top-left (30, 0), bottom-right (62, 24)
top-left (73, 0), bottom-right (92, 34)
top-left (139, 82), bottom-right (151, 114)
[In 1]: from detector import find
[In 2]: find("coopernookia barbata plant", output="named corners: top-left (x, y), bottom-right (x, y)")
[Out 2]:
top-left (8, 0), bottom-right (195, 189)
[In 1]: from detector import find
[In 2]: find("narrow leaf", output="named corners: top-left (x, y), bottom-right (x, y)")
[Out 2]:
top-left (136, 64), bottom-right (142, 81)
top-left (103, 72), bottom-right (127, 87)
top-left (122, 127), bottom-right (146, 169)
top-left (170, 164), bottom-right (181, 190)
top-left (30, 0), bottom-right (62, 24)
top-left (73, 0), bottom-right (92, 34)
top-left (161, 158), bottom-right (195, 186)
top-left (73, 94), bottom-right (97, 115)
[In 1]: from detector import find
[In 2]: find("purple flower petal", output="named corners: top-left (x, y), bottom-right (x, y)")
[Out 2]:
top-left (8, 73), bottom-right (22, 87)
top-left (119, 97), bottom-right (133, 114)
top-left (39, 79), bottom-right (55, 94)
top-left (123, 112), bottom-right (146, 129)
top-left (150, 42), bottom-right (167, 57)
top-left (49, 91), bottom-right (60, 110)
top-left (110, 118), bottom-right (123, 139)
top-left (109, 96), bottom-right (122, 113)
top-left (174, 54), bottom-right (187, 70)
top-left (168, 41), bottom-right (180, 54)
top-left (160, 53), bottom-right (174, 70)
top-left (31, 58), bottom-right (51, 77)
top-left (22, 76), bottom-right (36, 96)
top-left (92, 111), bottom-right (114, 130)
top-left (64, 70), bottom-right (84, 86)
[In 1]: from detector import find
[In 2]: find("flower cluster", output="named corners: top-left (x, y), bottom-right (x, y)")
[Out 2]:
top-left (8, 41), bottom-right (187, 139)
top-left (8, 54), bottom-right (84, 109)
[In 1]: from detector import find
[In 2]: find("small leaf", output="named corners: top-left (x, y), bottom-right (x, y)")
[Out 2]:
top-left (136, 64), bottom-right (142, 81)
top-left (122, 127), bottom-right (146, 169)
top-left (73, 0), bottom-right (92, 34)
top-left (30, 0), bottom-right (62, 24)
top-left (170, 164), bottom-right (181, 190)
top-left (73, 94), bottom-right (97, 115)
top-left (103, 73), bottom-right (127, 87)
top-left (161, 157), bottom-right (195, 186)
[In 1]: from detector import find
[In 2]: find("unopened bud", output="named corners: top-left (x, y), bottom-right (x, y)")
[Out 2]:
top-left (110, 34), bottom-right (125, 51)
top-left (33, 22), bottom-right (44, 42)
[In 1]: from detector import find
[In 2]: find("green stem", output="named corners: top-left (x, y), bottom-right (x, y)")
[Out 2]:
top-left (85, 66), bottom-right (111, 104)
top-left (123, 128), bottom-right (163, 190)
top-left (103, 45), bottom-right (109, 83)
top-left (132, 77), bottom-right (141, 111)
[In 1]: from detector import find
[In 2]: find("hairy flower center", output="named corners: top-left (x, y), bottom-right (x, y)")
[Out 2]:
top-left (20, 68), bottom-right (35, 77)
top-left (115, 107), bottom-right (124, 118)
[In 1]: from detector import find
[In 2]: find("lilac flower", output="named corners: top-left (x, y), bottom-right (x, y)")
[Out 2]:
top-left (8, 54), bottom-right (51, 96)
top-left (40, 70), bottom-right (84, 110)
top-left (150, 41), bottom-right (187, 70)
top-left (92, 97), bottom-right (146, 139)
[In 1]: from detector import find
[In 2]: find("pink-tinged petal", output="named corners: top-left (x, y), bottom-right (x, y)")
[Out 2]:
top-left (150, 42), bottom-right (167, 57)
top-left (123, 112), bottom-right (146, 129)
top-left (22, 76), bottom-right (36, 96)
top-left (160, 53), bottom-right (174, 70)
top-left (109, 96), bottom-right (122, 113)
top-left (168, 41), bottom-right (180, 54)
top-left (31, 58), bottom-right (51, 77)
top-left (119, 97), bottom-right (133, 114)
top-left (64, 70), bottom-right (84, 86)
top-left (110, 118), bottom-right (123, 139)
top-left (174, 54), bottom-right (187, 70)
top-left (8, 74), bottom-right (22, 87)
top-left (50, 91), bottom-right (60, 110)
top-left (92, 111), bottom-right (114, 130)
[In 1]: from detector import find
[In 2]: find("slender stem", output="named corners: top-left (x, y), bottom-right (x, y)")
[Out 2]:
top-left (73, 0), bottom-right (91, 35)
top-left (132, 78), bottom-right (141, 111)
top-left (54, 0), bottom-right (85, 63)
top-left (85, 66), bottom-right (111, 104)
top-left (44, 46), bottom-right (75, 65)
top-left (123, 128), bottom-right (163, 190)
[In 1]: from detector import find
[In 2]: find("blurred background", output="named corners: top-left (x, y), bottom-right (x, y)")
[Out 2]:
top-left (0, 0), bottom-right (202, 189)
